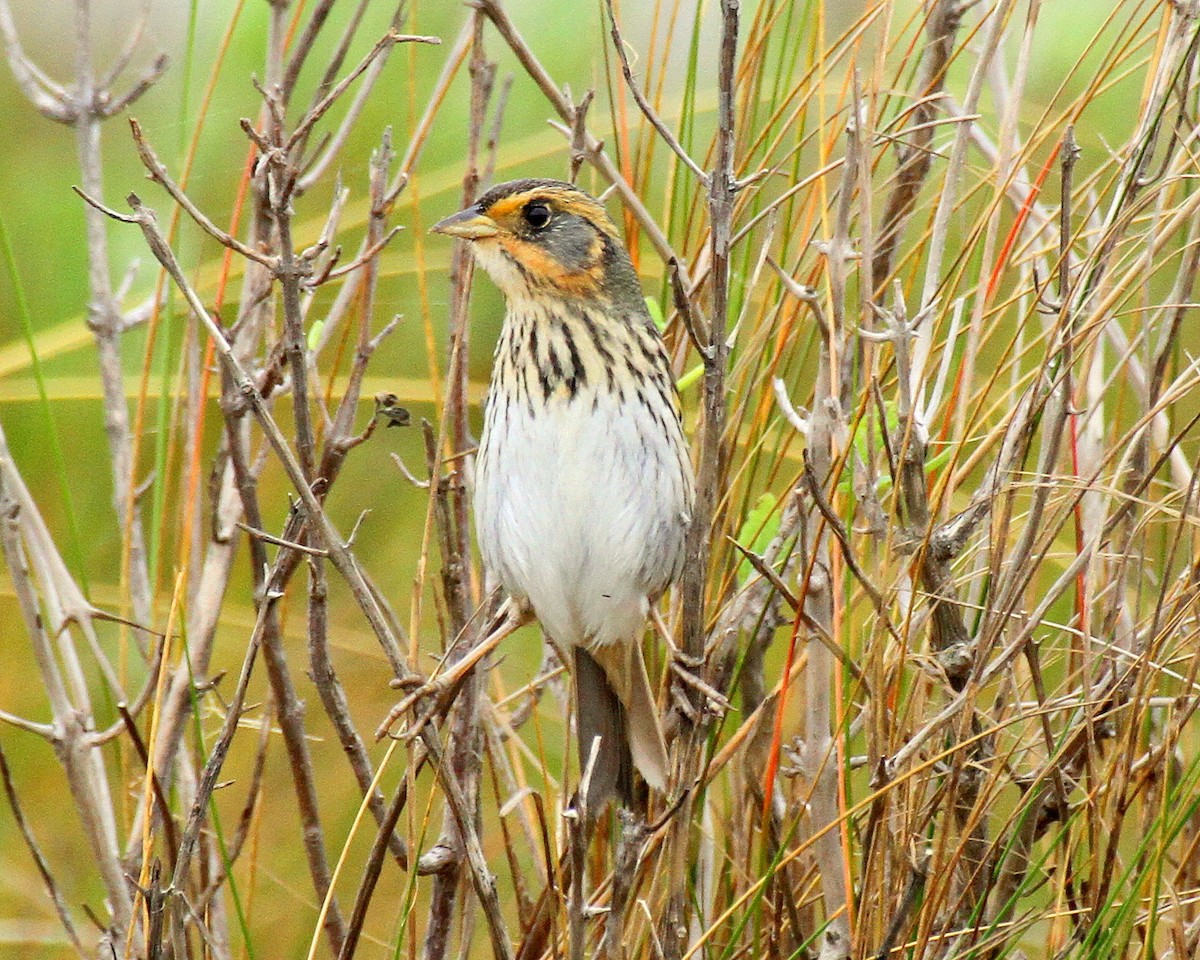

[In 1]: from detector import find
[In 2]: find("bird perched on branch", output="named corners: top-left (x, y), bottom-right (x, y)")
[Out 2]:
top-left (433, 178), bottom-right (694, 814)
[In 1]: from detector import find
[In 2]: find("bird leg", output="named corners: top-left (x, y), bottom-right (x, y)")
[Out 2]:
top-left (649, 608), bottom-right (731, 721)
top-left (375, 599), bottom-right (533, 740)
top-left (669, 651), bottom-right (730, 708)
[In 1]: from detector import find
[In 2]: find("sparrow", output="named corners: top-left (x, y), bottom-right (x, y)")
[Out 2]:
top-left (433, 178), bottom-right (694, 813)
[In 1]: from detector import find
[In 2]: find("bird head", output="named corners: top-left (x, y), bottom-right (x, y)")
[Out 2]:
top-left (431, 178), bottom-right (645, 313)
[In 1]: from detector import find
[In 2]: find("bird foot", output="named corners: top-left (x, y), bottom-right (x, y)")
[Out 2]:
top-left (375, 674), bottom-right (450, 741)
top-left (376, 598), bottom-right (533, 741)
top-left (671, 683), bottom-right (700, 724)
top-left (669, 653), bottom-right (730, 719)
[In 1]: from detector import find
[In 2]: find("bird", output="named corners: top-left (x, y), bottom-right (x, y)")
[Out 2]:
top-left (432, 178), bottom-right (694, 814)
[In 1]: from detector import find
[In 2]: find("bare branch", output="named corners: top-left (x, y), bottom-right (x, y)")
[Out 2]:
top-left (0, 0), bottom-right (73, 121)
top-left (130, 119), bottom-right (278, 267)
top-left (603, 0), bottom-right (708, 185)
top-left (286, 30), bottom-right (440, 153)
top-left (313, 226), bottom-right (402, 285)
top-left (0, 741), bottom-right (88, 959)
top-left (99, 51), bottom-right (169, 117)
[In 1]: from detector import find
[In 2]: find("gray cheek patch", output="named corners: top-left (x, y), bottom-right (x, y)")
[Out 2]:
top-left (541, 217), bottom-right (597, 272)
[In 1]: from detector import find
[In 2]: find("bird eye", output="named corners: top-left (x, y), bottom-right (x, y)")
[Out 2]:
top-left (523, 201), bottom-right (551, 229)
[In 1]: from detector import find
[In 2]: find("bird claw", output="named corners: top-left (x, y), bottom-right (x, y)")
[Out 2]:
top-left (671, 684), bottom-right (700, 724)
top-left (672, 648), bottom-right (705, 671)
top-left (669, 655), bottom-right (730, 719)
top-left (375, 675), bottom-right (449, 741)
top-left (376, 600), bottom-right (532, 742)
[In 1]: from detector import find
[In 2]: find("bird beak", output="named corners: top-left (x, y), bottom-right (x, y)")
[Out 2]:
top-left (430, 204), bottom-right (500, 240)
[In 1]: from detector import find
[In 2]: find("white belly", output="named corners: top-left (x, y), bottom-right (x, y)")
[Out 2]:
top-left (475, 386), bottom-right (691, 649)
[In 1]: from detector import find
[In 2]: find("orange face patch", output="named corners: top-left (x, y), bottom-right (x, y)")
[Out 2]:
top-left (497, 234), bottom-right (606, 299)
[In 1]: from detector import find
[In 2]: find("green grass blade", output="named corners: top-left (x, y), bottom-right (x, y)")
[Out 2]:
top-left (0, 213), bottom-right (89, 594)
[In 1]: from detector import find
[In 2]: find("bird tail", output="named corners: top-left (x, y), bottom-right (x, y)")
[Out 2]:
top-left (573, 642), bottom-right (669, 814)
